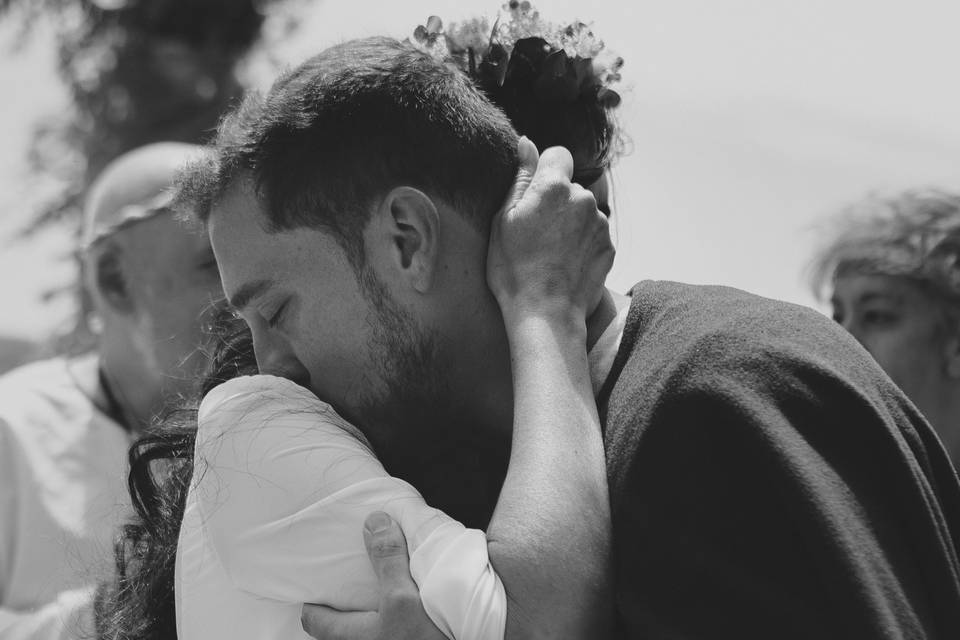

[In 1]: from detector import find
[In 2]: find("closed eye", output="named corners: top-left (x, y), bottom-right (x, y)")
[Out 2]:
top-left (267, 300), bottom-right (289, 329)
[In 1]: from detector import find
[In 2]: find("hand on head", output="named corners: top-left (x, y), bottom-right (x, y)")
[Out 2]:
top-left (301, 512), bottom-right (445, 640)
top-left (487, 137), bottom-right (615, 324)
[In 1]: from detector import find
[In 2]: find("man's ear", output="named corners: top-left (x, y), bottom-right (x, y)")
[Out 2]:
top-left (93, 246), bottom-right (135, 314)
top-left (377, 186), bottom-right (440, 294)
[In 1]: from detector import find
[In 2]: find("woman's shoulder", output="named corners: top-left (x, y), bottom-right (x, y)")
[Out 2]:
top-left (196, 374), bottom-right (372, 452)
top-left (189, 374), bottom-right (384, 528)
top-left (200, 374), bottom-right (328, 421)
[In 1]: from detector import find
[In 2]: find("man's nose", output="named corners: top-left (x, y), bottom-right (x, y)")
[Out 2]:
top-left (252, 332), bottom-right (311, 388)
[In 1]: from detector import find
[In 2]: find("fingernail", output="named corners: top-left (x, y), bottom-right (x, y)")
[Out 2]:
top-left (517, 136), bottom-right (538, 163)
top-left (365, 511), bottom-right (392, 534)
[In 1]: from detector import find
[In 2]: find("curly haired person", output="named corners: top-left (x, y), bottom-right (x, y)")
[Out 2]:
top-left (811, 188), bottom-right (960, 465)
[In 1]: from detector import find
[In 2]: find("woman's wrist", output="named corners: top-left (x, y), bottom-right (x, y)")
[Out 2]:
top-left (501, 301), bottom-right (587, 339)
top-left (502, 305), bottom-right (588, 357)
top-left (498, 291), bottom-right (587, 330)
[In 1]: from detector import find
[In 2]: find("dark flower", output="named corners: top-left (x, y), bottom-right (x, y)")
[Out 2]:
top-left (411, 4), bottom-right (623, 109)
top-left (413, 15), bottom-right (444, 48)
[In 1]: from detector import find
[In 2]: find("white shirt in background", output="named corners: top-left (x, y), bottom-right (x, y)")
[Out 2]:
top-left (175, 375), bottom-right (506, 640)
top-left (0, 355), bottom-right (132, 640)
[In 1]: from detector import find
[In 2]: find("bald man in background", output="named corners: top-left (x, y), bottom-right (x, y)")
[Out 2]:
top-left (0, 143), bottom-right (223, 639)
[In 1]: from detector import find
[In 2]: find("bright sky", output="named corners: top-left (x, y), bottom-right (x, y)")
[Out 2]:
top-left (2, 0), bottom-right (959, 341)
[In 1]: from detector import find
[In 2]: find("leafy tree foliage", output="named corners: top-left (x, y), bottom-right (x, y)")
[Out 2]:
top-left (1, 0), bottom-right (298, 348)
top-left (2, 0), bottom-right (294, 230)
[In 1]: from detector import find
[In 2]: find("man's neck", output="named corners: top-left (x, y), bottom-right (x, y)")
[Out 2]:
top-left (397, 287), bottom-right (632, 529)
top-left (586, 287), bottom-right (630, 351)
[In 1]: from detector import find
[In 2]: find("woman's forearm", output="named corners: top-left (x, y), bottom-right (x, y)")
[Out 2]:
top-left (486, 307), bottom-right (612, 639)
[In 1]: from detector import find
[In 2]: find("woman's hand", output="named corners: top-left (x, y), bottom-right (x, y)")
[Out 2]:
top-left (487, 137), bottom-right (615, 324)
top-left (483, 138), bottom-right (615, 639)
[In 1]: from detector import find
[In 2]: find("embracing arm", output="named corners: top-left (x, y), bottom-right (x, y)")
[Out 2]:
top-left (489, 309), bottom-right (612, 639)
top-left (303, 140), bottom-right (616, 640)
top-left (193, 375), bottom-right (507, 639)
top-left (279, 138), bottom-right (614, 640)
top-left (483, 139), bottom-right (614, 639)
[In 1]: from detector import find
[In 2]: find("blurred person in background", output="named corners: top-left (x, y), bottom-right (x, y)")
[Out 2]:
top-left (0, 142), bottom-right (222, 639)
top-left (811, 188), bottom-right (960, 467)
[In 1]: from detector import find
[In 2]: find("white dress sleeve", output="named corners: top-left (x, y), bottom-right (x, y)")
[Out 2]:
top-left (191, 375), bottom-right (505, 640)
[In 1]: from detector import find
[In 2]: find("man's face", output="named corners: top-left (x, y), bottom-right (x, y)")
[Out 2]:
top-left (208, 181), bottom-right (513, 524)
top-left (113, 212), bottom-right (223, 395)
top-left (830, 273), bottom-right (950, 410)
top-left (208, 182), bottom-right (441, 435)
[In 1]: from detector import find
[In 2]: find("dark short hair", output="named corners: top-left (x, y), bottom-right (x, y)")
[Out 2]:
top-left (178, 37), bottom-right (519, 267)
top-left (809, 188), bottom-right (960, 310)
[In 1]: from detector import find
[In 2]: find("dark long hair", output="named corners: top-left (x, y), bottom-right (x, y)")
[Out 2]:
top-left (94, 310), bottom-right (256, 640)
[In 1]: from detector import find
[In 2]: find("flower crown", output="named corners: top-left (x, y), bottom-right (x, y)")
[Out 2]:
top-left (411, 1), bottom-right (623, 108)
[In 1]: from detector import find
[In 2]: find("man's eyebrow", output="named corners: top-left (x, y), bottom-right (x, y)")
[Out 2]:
top-left (228, 279), bottom-right (274, 311)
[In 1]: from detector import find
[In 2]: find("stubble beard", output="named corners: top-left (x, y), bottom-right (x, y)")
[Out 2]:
top-left (352, 267), bottom-right (508, 529)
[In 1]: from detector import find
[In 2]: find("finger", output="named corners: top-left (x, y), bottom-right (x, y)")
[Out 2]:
top-left (499, 135), bottom-right (540, 214)
top-left (530, 145), bottom-right (575, 188)
top-left (517, 135), bottom-right (539, 178)
top-left (300, 604), bottom-right (378, 640)
top-left (362, 511), bottom-right (416, 595)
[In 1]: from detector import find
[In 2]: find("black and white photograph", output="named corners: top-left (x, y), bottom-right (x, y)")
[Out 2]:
top-left (1, 1), bottom-right (959, 638)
